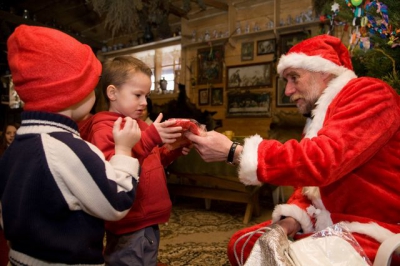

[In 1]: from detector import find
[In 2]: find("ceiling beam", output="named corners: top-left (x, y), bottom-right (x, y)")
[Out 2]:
top-left (169, 3), bottom-right (189, 19)
top-left (200, 0), bottom-right (229, 11)
top-left (0, 10), bottom-right (103, 49)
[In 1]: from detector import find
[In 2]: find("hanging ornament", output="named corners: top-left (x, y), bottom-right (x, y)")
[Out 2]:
top-left (351, 0), bottom-right (363, 6)
top-left (326, 2), bottom-right (340, 34)
top-left (366, 1), bottom-right (389, 38)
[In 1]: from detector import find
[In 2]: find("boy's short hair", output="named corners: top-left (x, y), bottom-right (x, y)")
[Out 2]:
top-left (102, 56), bottom-right (153, 106)
top-left (7, 25), bottom-right (101, 112)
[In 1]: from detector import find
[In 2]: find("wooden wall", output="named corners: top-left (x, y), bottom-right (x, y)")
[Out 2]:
top-left (176, 0), bottom-right (316, 138)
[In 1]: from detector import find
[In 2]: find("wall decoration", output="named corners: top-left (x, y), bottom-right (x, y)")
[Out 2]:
top-left (257, 39), bottom-right (276, 55)
top-left (279, 31), bottom-right (311, 54)
top-left (276, 76), bottom-right (296, 107)
top-left (241, 41), bottom-right (254, 61)
top-left (227, 62), bottom-right (272, 89)
top-left (226, 90), bottom-right (271, 117)
top-left (198, 88), bottom-right (209, 105)
top-left (210, 87), bottom-right (223, 106)
top-left (197, 45), bottom-right (224, 85)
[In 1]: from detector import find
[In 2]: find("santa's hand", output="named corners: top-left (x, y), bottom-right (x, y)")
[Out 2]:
top-left (185, 131), bottom-right (232, 162)
top-left (274, 217), bottom-right (301, 238)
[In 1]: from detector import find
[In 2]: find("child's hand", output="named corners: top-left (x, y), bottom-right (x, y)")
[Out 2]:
top-left (113, 117), bottom-right (141, 156)
top-left (153, 113), bottom-right (182, 144)
top-left (182, 146), bottom-right (192, 155)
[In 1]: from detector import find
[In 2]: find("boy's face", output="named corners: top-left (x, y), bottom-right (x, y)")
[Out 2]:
top-left (5, 125), bottom-right (17, 145)
top-left (108, 72), bottom-right (151, 119)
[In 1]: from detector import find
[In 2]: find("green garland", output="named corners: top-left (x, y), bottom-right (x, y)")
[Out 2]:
top-left (314, 0), bottom-right (400, 93)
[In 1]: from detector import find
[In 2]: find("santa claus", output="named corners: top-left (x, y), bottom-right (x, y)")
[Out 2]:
top-left (185, 34), bottom-right (400, 265)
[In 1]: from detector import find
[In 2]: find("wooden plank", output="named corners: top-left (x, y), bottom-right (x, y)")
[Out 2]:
top-left (0, 10), bottom-right (103, 49)
top-left (168, 184), bottom-right (253, 203)
top-left (203, 0), bottom-right (229, 11)
top-left (170, 4), bottom-right (189, 19)
top-left (168, 172), bottom-right (250, 192)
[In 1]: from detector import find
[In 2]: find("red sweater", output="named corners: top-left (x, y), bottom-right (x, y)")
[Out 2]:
top-left (79, 111), bottom-right (182, 234)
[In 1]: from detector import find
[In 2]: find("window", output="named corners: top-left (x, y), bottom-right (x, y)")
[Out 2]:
top-left (131, 44), bottom-right (181, 92)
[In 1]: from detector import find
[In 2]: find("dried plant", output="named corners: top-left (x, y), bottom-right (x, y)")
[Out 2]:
top-left (87, 0), bottom-right (143, 37)
top-left (87, 0), bottom-right (206, 37)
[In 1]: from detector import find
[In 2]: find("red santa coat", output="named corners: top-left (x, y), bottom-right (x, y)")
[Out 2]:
top-left (228, 72), bottom-right (400, 265)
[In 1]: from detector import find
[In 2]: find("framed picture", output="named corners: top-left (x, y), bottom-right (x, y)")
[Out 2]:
top-left (241, 41), bottom-right (254, 61)
top-left (197, 45), bottom-right (224, 85)
top-left (210, 87), bottom-right (223, 106)
top-left (198, 88), bottom-right (209, 105)
top-left (280, 31), bottom-right (311, 55)
top-left (227, 62), bottom-right (272, 89)
top-left (227, 90), bottom-right (271, 117)
top-left (276, 76), bottom-right (296, 107)
top-left (257, 39), bottom-right (276, 55)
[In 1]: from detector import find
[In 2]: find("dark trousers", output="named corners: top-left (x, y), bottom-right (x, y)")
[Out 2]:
top-left (104, 225), bottom-right (160, 266)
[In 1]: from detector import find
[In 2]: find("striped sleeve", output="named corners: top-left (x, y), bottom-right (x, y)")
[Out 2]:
top-left (43, 132), bottom-right (139, 221)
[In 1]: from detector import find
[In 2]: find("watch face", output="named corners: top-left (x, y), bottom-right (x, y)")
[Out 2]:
top-left (351, 0), bottom-right (363, 6)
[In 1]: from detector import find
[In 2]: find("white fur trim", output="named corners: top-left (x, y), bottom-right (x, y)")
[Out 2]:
top-left (342, 222), bottom-right (397, 246)
top-left (306, 200), bottom-right (333, 231)
top-left (304, 69), bottom-right (357, 139)
top-left (277, 53), bottom-right (351, 77)
top-left (238, 135), bottom-right (263, 186)
top-left (300, 71), bottom-right (358, 219)
top-left (272, 204), bottom-right (314, 233)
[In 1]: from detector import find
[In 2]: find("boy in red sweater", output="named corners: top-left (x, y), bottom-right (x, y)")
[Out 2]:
top-left (79, 56), bottom-right (190, 265)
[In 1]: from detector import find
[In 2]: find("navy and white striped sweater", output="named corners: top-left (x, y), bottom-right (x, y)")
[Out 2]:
top-left (0, 111), bottom-right (139, 265)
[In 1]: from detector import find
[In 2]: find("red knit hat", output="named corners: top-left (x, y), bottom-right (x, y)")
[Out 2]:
top-left (277, 34), bottom-right (354, 77)
top-left (7, 25), bottom-right (102, 112)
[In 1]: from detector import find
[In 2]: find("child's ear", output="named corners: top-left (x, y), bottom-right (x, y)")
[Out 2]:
top-left (107, 85), bottom-right (117, 101)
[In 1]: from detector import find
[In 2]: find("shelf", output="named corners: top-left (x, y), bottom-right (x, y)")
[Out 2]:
top-left (275, 21), bottom-right (321, 33)
top-left (149, 92), bottom-right (178, 100)
top-left (182, 37), bottom-right (229, 48)
top-left (230, 21), bottom-right (320, 40)
top-left (99, 36), bottom-right (182, 56)
top-left (232, 0), bottom-right (273, 9)
top-left (231, 28), bottom-right (275, 40)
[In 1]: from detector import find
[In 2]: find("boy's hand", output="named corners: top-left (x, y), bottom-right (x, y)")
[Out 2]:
top-left (153, 113), bottom-right (182, 144)
top-left (181, 146), bottom-right (192, 155)
top-left (113, 117), bottom-right (141, 156)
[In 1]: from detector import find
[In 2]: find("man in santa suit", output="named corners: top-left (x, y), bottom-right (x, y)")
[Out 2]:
top-left (185, 34), bottom-right (400, 265)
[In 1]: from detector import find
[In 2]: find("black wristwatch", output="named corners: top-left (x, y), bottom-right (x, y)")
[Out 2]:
top-left (227, 142), bottom-right (240, 164)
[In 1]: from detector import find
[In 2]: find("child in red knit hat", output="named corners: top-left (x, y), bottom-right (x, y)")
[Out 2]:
top-left (79, 56), bottom-right (191, 266)
top-left (0, 25), bottom-right (141, 265)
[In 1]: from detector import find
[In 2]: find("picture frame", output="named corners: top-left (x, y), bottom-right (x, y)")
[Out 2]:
top-left (198, 88), bottom-right (209, 105)
top-left (227, 62), bottom-right (272, 89)
top-left (241, 41), bottom-right (254, 61)
top-left (257, 39), bottom-right (276, 55)
top-left (276, 76), bottom-right (296, 107)
top-left (197, 45), bottom-right (224, 85)
top-left (279, 31), bottom-right (311, 55)
top-left (227, 90), bottom-right (271, 117)
top-left (210, 87), bottom-right (223, 106)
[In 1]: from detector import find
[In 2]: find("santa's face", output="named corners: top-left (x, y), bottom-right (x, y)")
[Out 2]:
top-left (283, 68), bottom-right (326, 115)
